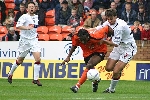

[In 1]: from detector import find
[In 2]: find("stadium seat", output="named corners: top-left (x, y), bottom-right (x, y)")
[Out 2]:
top-left (5, 0), bottom-right (14, 3)
top-left (61, 26), bottom-right (72, 39)
top-left (38, 34), bottom-right (49, 41)
top-left (49, 34), bottom-right (63, 41)
top-left (61, 26), bottom-right (72, 33)
top-left (46, 9), bottom-right (55, 18)
top-left (0, 34), bottom-right (6, 40)
top-left (5, 3), bottom-right (15, 9)
top-left (45, 17), bottom-right (55, 26)
top-left (39, 0), bottom-right (42, 3)
top-left (37, 26), bottom-right (48, 34)
top-left (48, 26), bottom-right (62, 34)
top-left (0, 26), bottom-right (8, 34)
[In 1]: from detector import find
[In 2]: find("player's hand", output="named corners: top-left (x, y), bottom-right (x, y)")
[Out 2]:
top-left (27, 24), bottom-right (34, 30)
top-left (61, 57), bottom-right (70, 66)
top-left (99, 39), bottom-right (104, 45)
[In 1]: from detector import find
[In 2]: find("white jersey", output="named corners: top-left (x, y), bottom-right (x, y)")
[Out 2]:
top-left (96, 18), bottom-right (137, 63)
top-left (96, 18), bottom-right (135, 45)
top-left (16, 13), bottom-right (38, 39)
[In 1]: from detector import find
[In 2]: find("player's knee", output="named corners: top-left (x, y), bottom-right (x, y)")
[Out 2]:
top-left (17, 58), bottom-right (24, 64)
top-left (35, 58), bottom-right (41, 64)
top-left (86, 63), bottom-right (94, 70)
top-left (105, 67), bottom-right (113, 72)
top-left (112, 71), bottom-right (121, 80)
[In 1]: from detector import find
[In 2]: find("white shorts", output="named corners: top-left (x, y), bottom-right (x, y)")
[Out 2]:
top-left (109, 42), bottom-right (137, 63)
top-left (17, 38), bottom-right (41, 57)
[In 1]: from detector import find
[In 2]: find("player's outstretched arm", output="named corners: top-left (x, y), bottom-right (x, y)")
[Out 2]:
top-left (16, 25), bottom-right (33, 30)
top-left (61, 46), bottom-right (77, 65)
top-left (101, 39), bottom-right (118, 47)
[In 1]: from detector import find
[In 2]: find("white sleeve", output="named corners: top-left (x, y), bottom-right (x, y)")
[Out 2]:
top-left (95, 21), bottom-right (108, 30)
top-left (112, 29), bottom-right (123, 45)
top-left (16, 15), bottom-right (26, 27)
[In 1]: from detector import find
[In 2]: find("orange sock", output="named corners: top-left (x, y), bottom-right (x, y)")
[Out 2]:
top-left (76, 69), bottom-right (89, 88)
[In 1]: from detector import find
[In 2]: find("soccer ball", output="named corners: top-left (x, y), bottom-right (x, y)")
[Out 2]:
top-left (87, 69), bottom-right (100, 81)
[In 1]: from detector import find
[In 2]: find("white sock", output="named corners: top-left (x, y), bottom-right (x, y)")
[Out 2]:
top-left (9, 61), bottom-right (19, 75)
top-left (109, 79), bottom-right (119, 91)
top-left (34, 64), bottom-right (41, 80)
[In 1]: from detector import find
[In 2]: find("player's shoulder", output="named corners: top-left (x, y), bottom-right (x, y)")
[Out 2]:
top-left (19, 14), bottom-right (29, 19)
top-left (21, 14), bottom-right (28, 17)
top-left (116, 18), bottom-right (129, 29)
top-left (117, 18), bottom-right (128, 26)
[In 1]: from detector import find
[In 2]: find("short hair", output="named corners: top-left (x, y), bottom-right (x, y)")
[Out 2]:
top-left (125, 2), bottom-right (132, 6)
top-left (20, 3), bottom-right (25, 7)
top-left (105, 9), bottom-right (117, 17)
top-left (71, 7), bottom-right (77, 13)
top-left (134, 21), bottom-right (140, 25)
top-left (26, 1), bottom-right (35, 8)
top-left (139, 4), bottom-right (144, 9)
top-left (77, 29), bottom-right (90, 38)
top-left (144, 22), bottom-right (150, 26)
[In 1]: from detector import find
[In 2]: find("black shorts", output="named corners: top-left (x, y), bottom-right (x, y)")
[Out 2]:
top-left (84, 52), bottom-right (106, 65)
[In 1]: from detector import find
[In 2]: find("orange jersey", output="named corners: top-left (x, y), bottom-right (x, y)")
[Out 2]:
top-left (72, 26), bottom-right (109, 58)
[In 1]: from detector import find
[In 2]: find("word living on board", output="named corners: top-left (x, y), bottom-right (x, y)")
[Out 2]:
top-left (0, 48), bottom-right (45, 58)
top-left (1, 62), bottom-right (86, 78)
top-left (97, 63), bottom-right (130, 80)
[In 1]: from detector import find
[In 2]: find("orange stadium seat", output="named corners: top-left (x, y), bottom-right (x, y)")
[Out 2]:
top-left (61, 26), bottom-right (72, 39)
top-left (49, 34), bottom-right (63, 41)
top-left (39, 0), bottom-right (42, 3)
top-left (5, 0), bottom-right (14, 3)
top-left (38, 34), bottom-right (49, 41)
top-left (46, 9), bottom-right (55, 18)
top-left (45, 17), bottom-right (55, 26)
top-left (0, 26), bottom-right (8, 34)
top-left (5, 3), bottom-right (15, 9)
top-left (62, 26), bottom-right (72, 33)
top-left (0, 26), bottom-right (8, 40)
top-left (48, 26), bottom-right (61, 34)
top-left (0, 34), bottom-right (6, 40)
top-left (37, 26), bottom-right (48, 34)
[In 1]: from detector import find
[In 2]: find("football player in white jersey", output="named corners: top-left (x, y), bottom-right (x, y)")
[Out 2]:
top-left (8, 1), bottom-right (42, 86)
top-left (95, 9), bottom-right (137, 93)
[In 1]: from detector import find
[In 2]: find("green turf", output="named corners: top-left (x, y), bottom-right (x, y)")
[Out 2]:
top-left (0, 79), bottom-right (150, 100)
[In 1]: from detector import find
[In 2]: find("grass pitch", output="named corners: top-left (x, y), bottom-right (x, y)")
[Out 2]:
top-left (0, 79), bottom-right (150, 100)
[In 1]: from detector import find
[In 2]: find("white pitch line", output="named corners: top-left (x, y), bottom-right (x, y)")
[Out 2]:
top-left (63, 96), bottom-right (148, 100)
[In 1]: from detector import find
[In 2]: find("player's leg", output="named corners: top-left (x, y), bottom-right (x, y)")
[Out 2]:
top-left (30, 38), bottom-right (42, 86)
top-left (103, 47), bottom-right (120, 93)
top-left (32, 52), bottom-right (42, 86)
top-left (70, 53), bottom-right (104, 93)
top-left (108, 61), bottom-right (127, 92)
top-left (8, 50), bottom-right (29, 84)
top-left (103, 45), bottom-right (137, 93)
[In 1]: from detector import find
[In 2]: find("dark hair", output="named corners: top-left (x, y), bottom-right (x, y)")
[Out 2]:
top-left (26, 1), bottom-right (35, 8)
top-left (139, 4), bottom-right (145, 9)
top-left (125, 2), bottom-right (132, 6)
top-left (77, 29), bottom-right (90, 38)
top-left (20, 3), bottom-right (25, 7)
top-left (105, 9), bottom-right (117, 17)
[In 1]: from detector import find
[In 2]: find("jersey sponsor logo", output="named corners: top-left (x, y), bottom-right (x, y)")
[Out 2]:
top-left (115, 37), bottom-right (120, 39)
